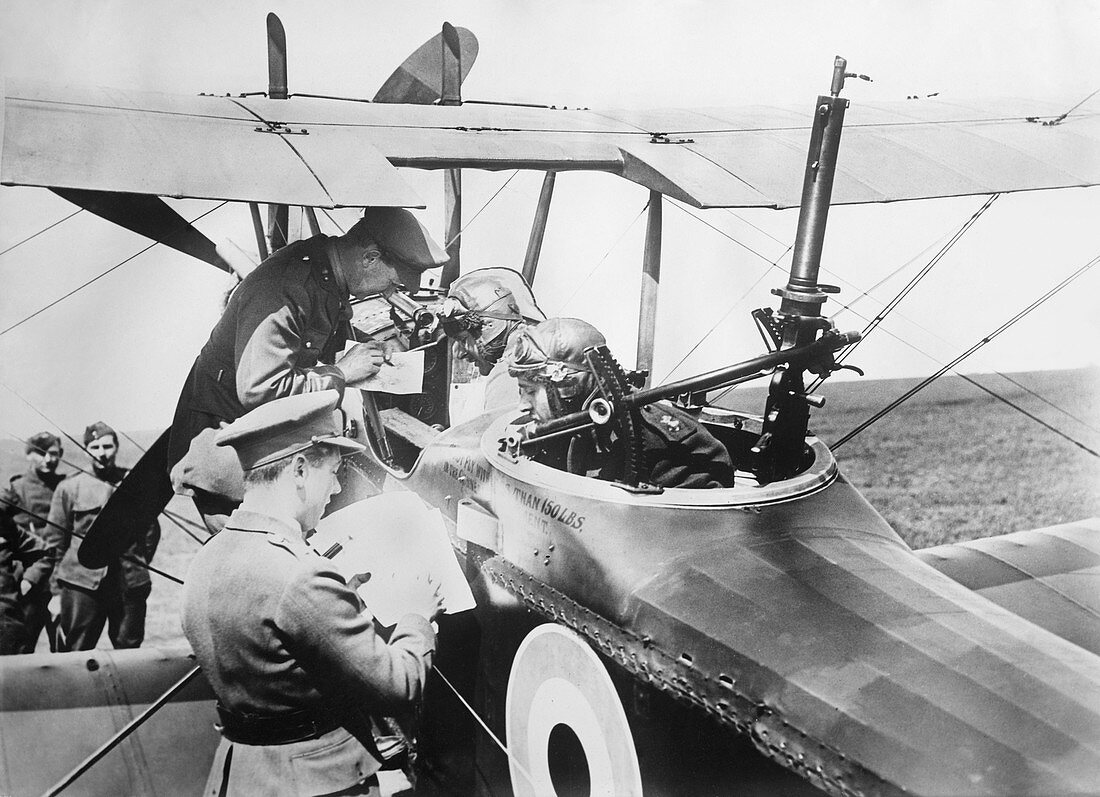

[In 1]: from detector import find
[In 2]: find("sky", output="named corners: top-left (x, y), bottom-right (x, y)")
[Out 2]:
top-left (1, 0), bottom-right (1098, 439)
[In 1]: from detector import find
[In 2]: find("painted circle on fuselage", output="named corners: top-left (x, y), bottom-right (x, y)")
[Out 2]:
top-left (506, 623), bottom-right (642, 796)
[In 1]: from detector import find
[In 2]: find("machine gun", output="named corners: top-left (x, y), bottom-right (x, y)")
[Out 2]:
top-left (503, 328), bottom-right (859, 484)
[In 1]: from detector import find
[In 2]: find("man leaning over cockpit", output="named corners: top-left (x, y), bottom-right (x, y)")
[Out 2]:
top-left (168, 208), bottom-right (449, 532)
top-left (509, 317), bottom-right (735, 489)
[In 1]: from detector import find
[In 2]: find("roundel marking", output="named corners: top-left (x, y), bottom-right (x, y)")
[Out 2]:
top-left (505, 623), bottom-right (642, 797)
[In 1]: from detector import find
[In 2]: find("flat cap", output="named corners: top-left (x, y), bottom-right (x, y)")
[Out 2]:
top-left (214, 391), bottom-right (366, 471)
top-left (349, 207), bottom-right (449, 269)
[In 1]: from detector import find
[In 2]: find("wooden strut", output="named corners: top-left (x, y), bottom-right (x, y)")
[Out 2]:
top-left (43, 665), bottom-right (204, 797)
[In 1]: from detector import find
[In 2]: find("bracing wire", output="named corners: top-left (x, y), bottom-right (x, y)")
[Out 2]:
top-left (558, 201), bottom-right (649, 314)
top-left (671, 193), bottom-right (1093, 447)
top-left (0, 381), bottom-right (207, 546)
top-left (433, 667), bottom-right (537, 791)
top-left (0, 208), bottom-right (84, 259)
top-left (443, 170), bottom-right (521, 251)
top-left (833, 252), bottom-right (1100, 454)
top-left (828, 193), bottom-right (1001, 373)
top-left (0, 494), bottom-right (184, 583)
top-left (0, 201), bottom-right (228, 338)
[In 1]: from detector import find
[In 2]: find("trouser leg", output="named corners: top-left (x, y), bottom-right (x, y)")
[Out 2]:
top-left (0, 613), bottom-right (26, 655)
top-left (59, 584), bottom-right (107, 651)
top-left (18, 593), bottom-right (51, 653)
top-left (108, 582), bottom-right (151, 648)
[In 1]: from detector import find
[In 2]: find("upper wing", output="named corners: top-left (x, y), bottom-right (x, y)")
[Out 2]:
top-left (4, 79), bottom-right (1099, 209)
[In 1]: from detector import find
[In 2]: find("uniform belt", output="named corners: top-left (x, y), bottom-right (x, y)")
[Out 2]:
top-left (215, 703), bottom-right (340, 746)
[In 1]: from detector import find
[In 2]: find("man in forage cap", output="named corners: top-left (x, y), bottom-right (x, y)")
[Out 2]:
top-left (47, 422), bottom-right (160, 651)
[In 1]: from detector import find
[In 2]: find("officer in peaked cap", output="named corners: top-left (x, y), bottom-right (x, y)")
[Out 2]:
top-left (182, 390), bottom-right (442, 797)
top-left (509, 318), bottom-right (735, 489)
top-left (441, 267), bottom-right (547, 419)
top-left (169, 206), bottom-right (449, 533)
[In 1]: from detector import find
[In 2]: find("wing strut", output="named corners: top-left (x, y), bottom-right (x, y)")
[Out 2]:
top-left (636, 191), bottom-right (663, 384)
top-left (522, 171), bottom-right (556, 287)
top-left (266, 12), bottom-right (290, 252)
top-left (440, 22), bottom-right (463, 289)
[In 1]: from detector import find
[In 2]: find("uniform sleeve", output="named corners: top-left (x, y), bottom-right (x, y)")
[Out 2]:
top-left (143, 518), bottom-right (161, 564)
top-left (15, 523), bottom-right (52, 589)
top-left (274, 559), bottom-right (436, 713)
top-left (233, 280), bottom-right (347, 409)
top-left (0, 480), bottom-right (18, 521)
top-left (44, 482), bottom-right (72, 564)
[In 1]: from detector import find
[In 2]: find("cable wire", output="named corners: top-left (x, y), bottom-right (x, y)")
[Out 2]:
top-left (833, 252), bottom-right (1100, 453)
top-left (0, 208), bottom-right (84, 259)
top-left (558, 201), bottom-right (649, 314)
top-left (0, 202), bottom-right (228, 338)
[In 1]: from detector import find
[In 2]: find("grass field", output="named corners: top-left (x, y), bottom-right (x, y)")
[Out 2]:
top-left (5, 367), bottom-right (1097, 649)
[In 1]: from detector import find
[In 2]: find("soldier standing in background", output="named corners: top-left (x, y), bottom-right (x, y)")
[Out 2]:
top-left (0, 432), bottom-right (65, 651)
top-left (47, 422), bottom-right (160, 651)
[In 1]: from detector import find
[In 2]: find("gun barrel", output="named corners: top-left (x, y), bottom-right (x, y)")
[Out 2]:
top-left (518, 331), bottom-right (859, 447)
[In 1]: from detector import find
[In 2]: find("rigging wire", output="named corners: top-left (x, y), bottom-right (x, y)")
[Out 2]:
top-left (0, 495), bottom-right (185, 583)
top-left (655, 198), bottom-right (796, 382)
top-left (0, 381), bottom-right (207, 546)
top-left (433, 667), bottom-right (537, 791)
top-left (443, 170), bottom-right (521, 251)
top-left (675, 194), bottom-right (1094, 443)
top-left (0, 201), bottom-right (228, 338)
top-left (833, 252), bottom-right (1100, 454)
top-left (558, 201), bottom-right (649, 314)
top-left (0, 208), bottom-right (84, 259)
top-left (826, 194), bottom-right (1001, 375)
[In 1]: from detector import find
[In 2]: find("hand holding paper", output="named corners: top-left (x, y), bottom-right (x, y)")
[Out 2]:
top-left (345, 348), bottom-right (425, 394)
top-left (310, 492), bottom-right (476, 626)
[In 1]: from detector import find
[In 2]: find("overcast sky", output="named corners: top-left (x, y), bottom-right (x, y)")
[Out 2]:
top-left (1, 0), bottom-right (1098, 438)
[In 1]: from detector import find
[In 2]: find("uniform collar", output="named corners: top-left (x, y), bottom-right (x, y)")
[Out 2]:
top-left (322, 237), bottom-right (352, 300)
top-left (223, 509), bottom-right (304, 545)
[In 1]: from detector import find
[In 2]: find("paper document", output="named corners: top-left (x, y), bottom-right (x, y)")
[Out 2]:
top-left (310, 491), bottom-right (476, 626)
top-left (347, 349), bottom-right (425, 394)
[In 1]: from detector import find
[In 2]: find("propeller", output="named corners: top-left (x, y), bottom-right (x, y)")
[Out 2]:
top-left (373, 23), bottom-right (479, 104)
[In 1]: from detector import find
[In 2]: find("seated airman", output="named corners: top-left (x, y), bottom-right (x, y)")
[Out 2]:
top-left (507, 318), bottom-right (735, 489)
top-left (440, 268), bottom-right (546, 415)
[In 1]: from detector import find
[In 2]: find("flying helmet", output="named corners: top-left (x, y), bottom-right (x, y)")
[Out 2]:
top-left (443, 268), bottom-right (546, 369)
top-left (508, 317), bottom-right (606, 413)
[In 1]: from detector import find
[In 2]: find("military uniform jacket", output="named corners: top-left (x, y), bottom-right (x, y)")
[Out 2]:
top-left (596, 402), bottom-right (735, 489)
top-left (0, 512), bottom-right (52, 618)
top-left (2, 467), bottom-right (65, 539)
top-left (181, 510), bottom-right (436, 796)
top-left (168, 235), bottom-right (353, 469)
top-left (45, 468), bottom-right (160, 592)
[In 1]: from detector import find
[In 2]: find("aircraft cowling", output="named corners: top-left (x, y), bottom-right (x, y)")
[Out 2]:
top-left (395, 410), bottom-right (1100, 796)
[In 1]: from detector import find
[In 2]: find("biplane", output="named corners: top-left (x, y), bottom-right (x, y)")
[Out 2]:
top-left (2, 11), bottom-right (1100, 797)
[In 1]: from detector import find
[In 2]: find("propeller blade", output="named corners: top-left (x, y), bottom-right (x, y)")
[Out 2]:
top-left (373, 25), bottom-right (479, 104)
top-left (51, 188), bottom-right (232, 273)
top-left (79, 428), bottom-right (175, 570)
